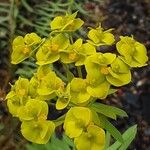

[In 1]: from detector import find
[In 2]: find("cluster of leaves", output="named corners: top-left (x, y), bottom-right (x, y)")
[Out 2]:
top-left (6, 12), bottom-right (148, 150)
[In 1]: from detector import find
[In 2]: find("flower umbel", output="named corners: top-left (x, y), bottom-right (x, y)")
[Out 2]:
top-left (60, 38), bottom-right (96, 66)
top-left (70, 78), bottom-right (91, 105)
top-left (64, 107), bottom-right (92, 138)
top-left (116, 36), bottom-right (148, 67)
top-left (11, 33), bottom-right (41, 64)
top-left (7, 11), bottom-right (148, 149)
top-left (87, 26), bottom-right (115, 46)
top-left (50, 12), bottom-right (84, 32)
top-left (36, 33), bottom-right (69, 65)
top-left (6, 77), bottom-right (30, 117)
top-left (74, 125), bottom-right (105, 150)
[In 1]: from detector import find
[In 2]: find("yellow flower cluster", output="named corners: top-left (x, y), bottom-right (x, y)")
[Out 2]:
top-left (7, 12), bottom-right (148, 149)
top-left (64, 107), bottom-right (105, 150)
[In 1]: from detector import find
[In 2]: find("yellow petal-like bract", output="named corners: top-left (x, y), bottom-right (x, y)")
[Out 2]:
top-left (50, 12), bottom-right (84, 32)
top-left (64, 107), bottom-right (92, 138)
top-left (21, 120), bottom-right (55, 144)
top-left (36, 34), bottom-right (69, 65)
top-left (70, 78), bottom-right (91, 105)
top-left (11, 33), bottom-right (41, 64)
top-left (60, 38), bottom-right (96, 66)
top-left (87, 26), bottom-right (115, 46)
top-left (116, 36), bottom-right (148, 67)
top-left (74, 125), bottom-right (105, 150)
top-left (6, 77), bottom-right (30, 117)
top-left (18, 99), bottom-right (48, 121)
top-left (56, 84), bottom-right (71, 110)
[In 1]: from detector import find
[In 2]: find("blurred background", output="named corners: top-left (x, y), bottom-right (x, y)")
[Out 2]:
top-left (0, 0), bottom-right (150, 149)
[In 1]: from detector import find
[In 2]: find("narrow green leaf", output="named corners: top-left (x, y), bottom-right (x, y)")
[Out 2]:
top-left (21, 0), bottom-right (33, 12)
top-left (0, 2), bottom-right (10, 7)
top-left (74, 3), bottom-right (90, 16)
top-left (63, 64), bottom-right (74, 82)
top-left (22, 61), bottom-right (37, 68)
top-left (108, 88), bottom-right (118, 95)
top-left (107, 125), bottom-right (137, 150)
top-left (18, 15), bottom-right (35, 26)
top-left (63, 134), bottom-right (76, 149)
top-left (90, 102), bottom-right (128, 120)
top-left (91, 109), bottom-right (100, 126)
top-left (36, 7), bottom-right (53, 13)
top-left (0, 16), bottom-right (9, 23)
top-left (36, 9), bottom-right (53, 18)
top-left (53, 114), bottom-right (66, 127)
top-left (47, 134), bottom-right (72, 150)
top-left (91, 105), bottom-right (116, 119)
top-left (99, 115), bottom-right (123, 143)
top-left (56, 2), bottom-right (70, 7)
top-left (0, 7), bottom-right (9, 13)
top-left (104, 131), bottom-right (111, 150)
top-left (77, 66), bottom-right (83, 78)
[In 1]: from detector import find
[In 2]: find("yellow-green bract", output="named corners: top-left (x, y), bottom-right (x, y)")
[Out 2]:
top-left (11, 33), bottom-right (41, 64)
top-left (50, 12), bottom-right (84, 32)
top-left (116, 36), bottom-right (148, 67)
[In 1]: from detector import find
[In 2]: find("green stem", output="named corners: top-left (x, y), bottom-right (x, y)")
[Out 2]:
top-left (53, 114), bottom-right (66, 127)
top-left (9, 0), bottom-right (16, 44)
top-left (63, 63), bottom-right (69, 73)
top-left (88, 97), bottom-right (97, 107)
top-left (49, 30), bottom-right (72, 37)
top-left (63, 64), bottom-right (74, 82)
top-left (77, 66), bottom-right (83, 78)
top-left (30, 38), bottom-right (46, 56)
top-left (69, 34), bottom-right (74, 44)
top-left (67, 0), bottom-right (74, 13)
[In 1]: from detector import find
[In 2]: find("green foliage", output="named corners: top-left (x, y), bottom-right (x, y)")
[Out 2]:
top-left (107, 125), bottom-right (137, 150)
top-left (15, 58), bottom-right (37, 78)
top-left (99, 115), bottom-right (123, 143)
top-left (90, 102), bottom-right (128, 120)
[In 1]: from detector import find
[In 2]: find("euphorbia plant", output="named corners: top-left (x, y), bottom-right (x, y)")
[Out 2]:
top-left (6, 12), bottom-right (148, 150)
